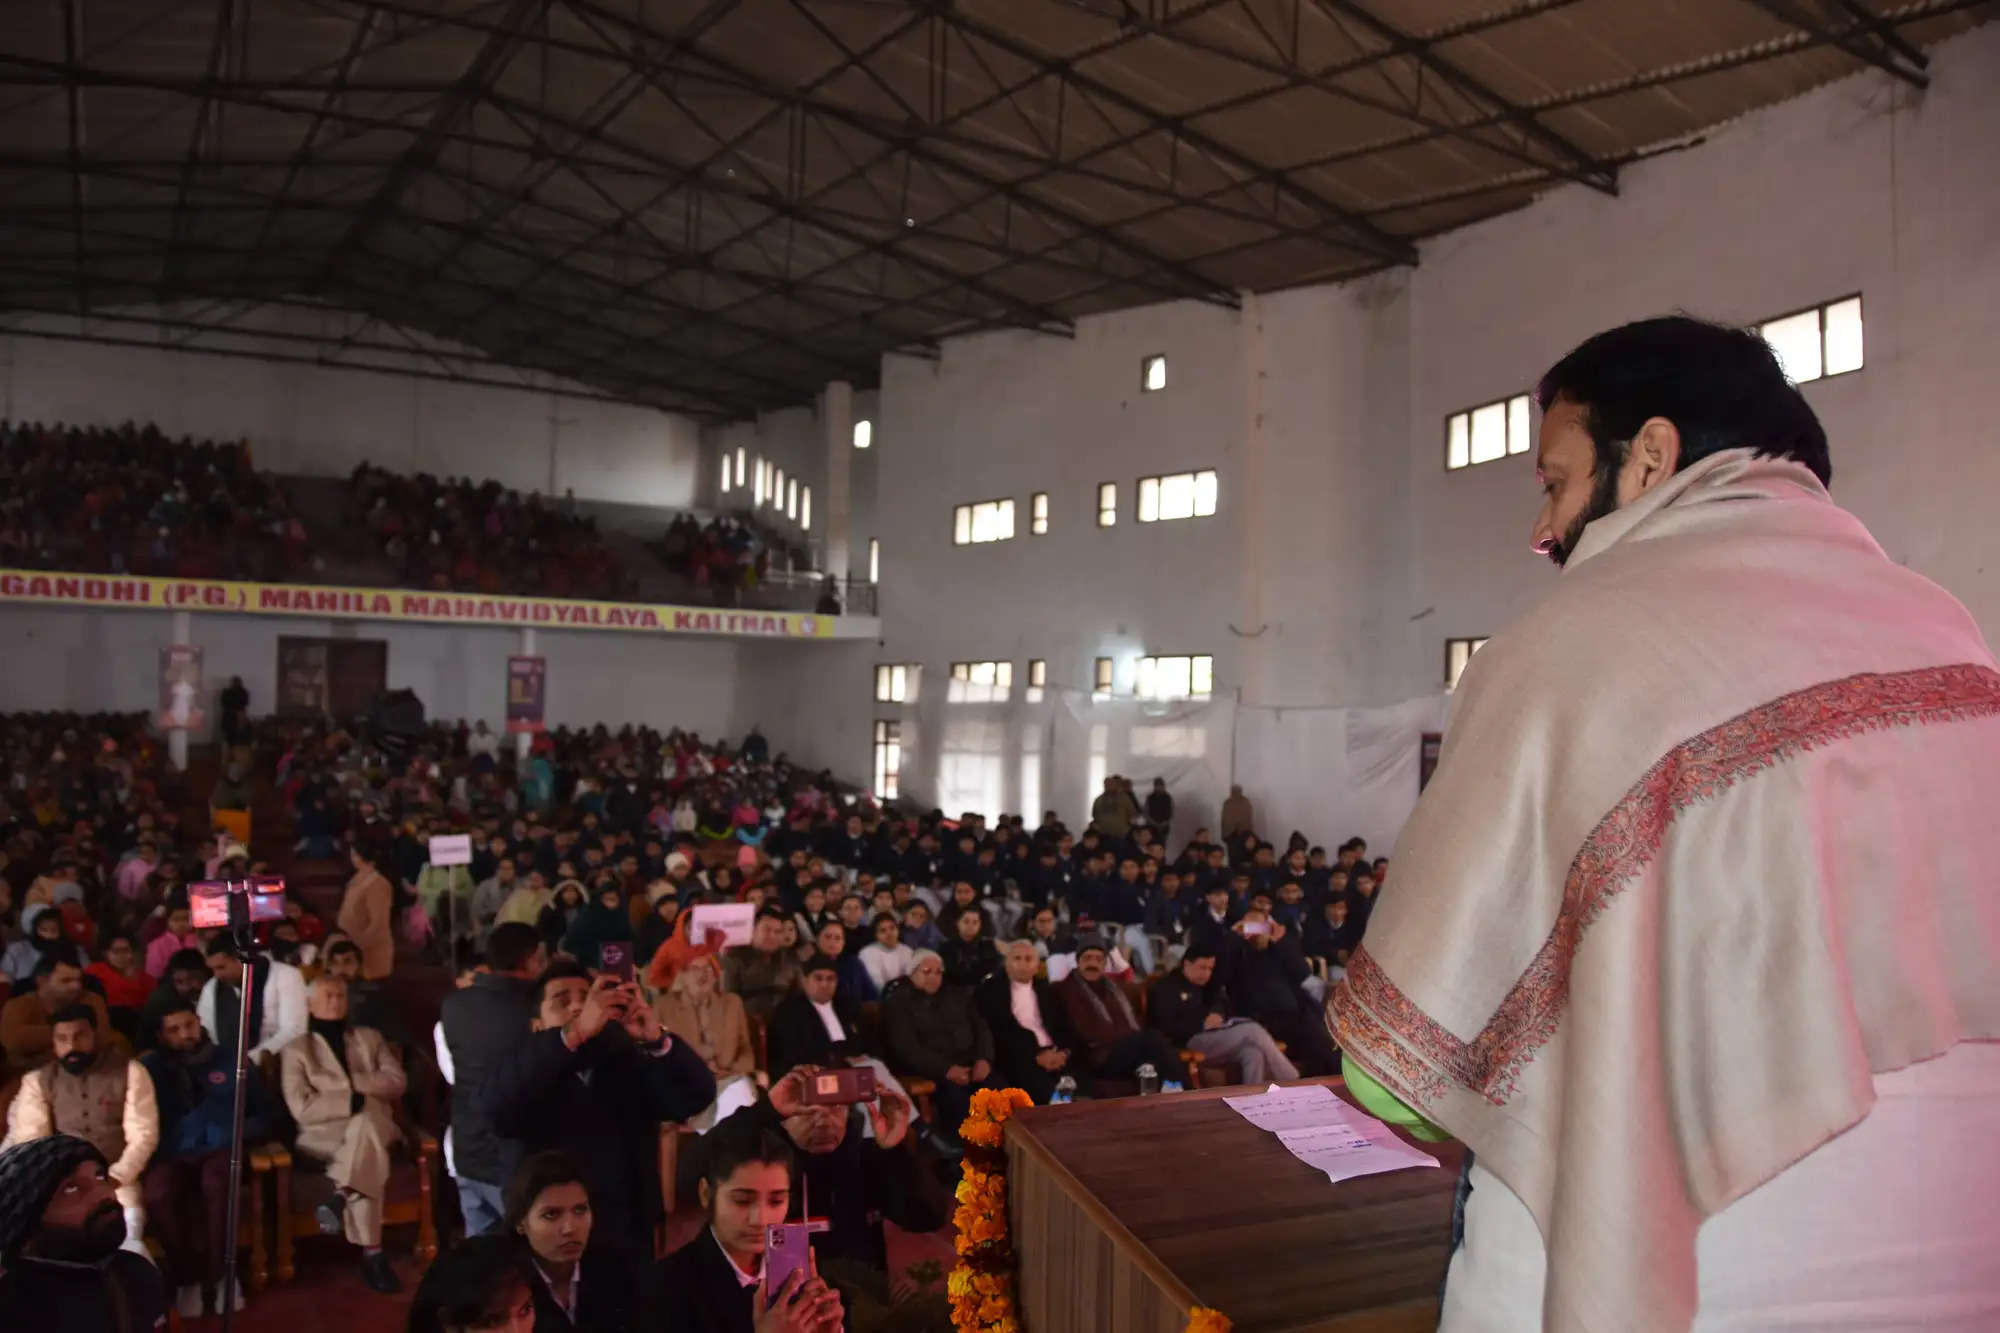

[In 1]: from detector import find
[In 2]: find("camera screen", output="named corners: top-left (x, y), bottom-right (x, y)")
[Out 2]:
top-left (190, 876), bottom-right (288, 930)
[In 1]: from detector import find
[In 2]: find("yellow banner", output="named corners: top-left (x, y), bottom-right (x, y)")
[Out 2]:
top-left (0, 569), bottom-right (835, 639)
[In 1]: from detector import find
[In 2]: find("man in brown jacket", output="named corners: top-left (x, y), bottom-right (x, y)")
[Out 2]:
top-left (335, 843), bottom-right (396, 980)
top-left (1, 948), bottom-right (115, 1075)
top-left (1051, 939), bottom-right (1182, 1085)
top-left (279, 975), bottom-right (406, 1293)
top-left (2, 1003), bottom-right (158, 1254)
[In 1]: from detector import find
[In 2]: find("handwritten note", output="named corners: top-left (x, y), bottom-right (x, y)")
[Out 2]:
top-left (1225, 1084), bottom-right (1439, 1184)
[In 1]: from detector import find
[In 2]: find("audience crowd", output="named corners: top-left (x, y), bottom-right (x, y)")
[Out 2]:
top-left (346, 464), bottom-right (633, 600)
top-left (0, 693), bottom-right (1389, 1330)
top-left (0, 420), bottom-right (308, 581)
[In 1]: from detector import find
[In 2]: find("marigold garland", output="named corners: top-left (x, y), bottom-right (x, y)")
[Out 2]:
top-left (948, 1087), bottom-right (1228, 1333)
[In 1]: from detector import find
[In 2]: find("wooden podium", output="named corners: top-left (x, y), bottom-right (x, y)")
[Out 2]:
top-left (1005, 1078), bottom-right (1465, 1333)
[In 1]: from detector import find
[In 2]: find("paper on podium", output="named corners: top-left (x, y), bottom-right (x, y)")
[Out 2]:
top-left (1225, 1084), bottom-right (1440, 1184)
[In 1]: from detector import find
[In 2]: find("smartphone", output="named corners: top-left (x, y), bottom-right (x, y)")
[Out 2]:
top-left (802, 1065), bottom-right (877, 1105)
top-left (600, 940), bottom-right (634, 984)
top-left (763, 1222), bottom-right (813, 1299)
top-left (1239, 918), bottom-right (1272, 937)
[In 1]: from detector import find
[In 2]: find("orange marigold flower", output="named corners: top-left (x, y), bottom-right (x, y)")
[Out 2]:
top-left (1185, 1307), bottom-right (1233, 1333)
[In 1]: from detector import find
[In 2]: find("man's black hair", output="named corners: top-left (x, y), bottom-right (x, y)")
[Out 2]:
top-left (48, 1002), bottom-right (95, 1028)
top-left (532, 957), bottom-right (592, 1008)
top-left (801, 952), bottom-right (840, 978)
top-left (32, 945), bottom-right (82, 980)
top-left (204, 934), bottom-right (241, 960)
top-left (149, 994), bottom-right (197, 1038)
top-left (700, 1116), bottom-right (795, 1194)
top-left (165, 946), bottom-right (207, 976)
top-left (325, 939), bottom-right (362, 962)
top-left (484, 921), bottom-right (542, 974)
top-left (1181, 942), bottom-right (1218, 964)
top-left (1536, 315), bottom-right (1831, 487)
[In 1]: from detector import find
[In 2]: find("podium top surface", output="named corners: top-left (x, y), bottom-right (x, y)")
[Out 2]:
top-left (1007, 1077), bottom-right (1466, 1332)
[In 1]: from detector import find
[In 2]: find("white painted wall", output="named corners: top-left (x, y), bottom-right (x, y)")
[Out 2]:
top-left (698, 386), bottom-right (880, 565)
top-left (1405, 21), bottom-right (2000, 685)
top-left (0, 305), bottom-right (704, 509)
top-left (2, 605), bottom-right (743, 738)
top-left (831, 24), bottom-right (2000, 834)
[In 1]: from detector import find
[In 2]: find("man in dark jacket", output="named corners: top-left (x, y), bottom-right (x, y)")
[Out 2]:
top-left (1225, 894), bottom-right (1339, 1076)
top-left (139, 997), bottom-right (271, 1315)
top-left (1052, 940), bottom-right (1183, 1085)
top-left (1148, 944), bottom-right (1297, 1085)
top-left (880, 952), bottom-right (994, 1144)
top-left (486, 961), bottom-right (714, 1253)
top-left (973, 940), bottom-right (1085, 1104)
top-left (1144, 778), bottom-right (1174, 848)
top-left (439, 921), bottom-right (545, 1235)
top-left (767, 955), bottom-right (873, 1077)
top-left (0, 1135), bottom-right (166, 1333)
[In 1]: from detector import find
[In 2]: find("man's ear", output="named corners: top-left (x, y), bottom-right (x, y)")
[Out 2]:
top-left (1622, 416), bottom-right (1682, 499)
top-left (697, 1178), bottom-right (712, 1213)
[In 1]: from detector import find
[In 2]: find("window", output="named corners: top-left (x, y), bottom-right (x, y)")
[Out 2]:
top-left (773, 467), bottom-right (785, 510)
top-left (872, 720), bottom-right (902, 801)
top-left (1096, 482), bottom-right (1117, 528)
top-left (1092, 656), bottom-right (1113, 700)
top-left (1030, 492), bottom-right (1049, 536)
top-left (1445, 393), bottom-right (1533, 470)
top-left (1760, 295), bottom-right (1863, 385)
top-left (868, 538), bottom-right (880, 584)
top-left (952, 498), bottom-right (1015, 545)
top-left (719, 454), bottom-right (731, 494)
top-left (948, 660), bottom-right (1013, 704)
top-left (1445, 637), bottom-right (1490, 691)
top-left (735, 447), bottom-right (746, 487)
top-left (786, 478), bottom-right (798, 521)
top-left (753, 459), bottom-right (767, 506)
top-left (1137, 470), bottom-right (1218, 523)
top-left (801, 487), bottom-right (811, 530)
top-left (1141, 354), bottom-right (1167, 393)
top-left (853, 419), bottom-right (873, 450)
top-left (874, 663), bottom-right (918, 704)
top-left (1020, 724), bottom-right (1043, 825)
top-left (1136, 654), bottom-right (1214, 701)
top-left (1026, 658), bottom-right (1046, 704)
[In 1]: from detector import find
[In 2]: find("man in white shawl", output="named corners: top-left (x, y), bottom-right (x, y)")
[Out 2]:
top-left (1330, 317), bottom-right (2000, 1332)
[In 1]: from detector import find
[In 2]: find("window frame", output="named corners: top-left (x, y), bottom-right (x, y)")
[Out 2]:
top-left (1140, 353), bottom-right (1168, 393)
top-left (1136, 653), bottom-right (1214, 701)
top-left (1444, 636), bottom-right (1491, 691)
top-left (1759, 293), bottom-right (1864, 385)
top-left (947, 660), bottom-right (1014, 704)
top-left (1092, 656), bottom-right (1114, 699)
top-left (872, 719), bottom-right (902, 801)
top-left (1135, 469), bottom-right (1218, 523)
top-left (1444, 393), bottom-right (1534, 472)
top-left (868, 538), bottom-right (880, 584)
top-left (1030, 491), bottom-right (1049, 536)
top-left (952, 497), bottom-right (1017, 546)
top-left (853, 419), bottom-right (873, 450)
top-left (1096, 482), bottom-right (1117, 529)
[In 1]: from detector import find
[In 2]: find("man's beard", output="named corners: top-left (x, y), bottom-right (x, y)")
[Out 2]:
top-left (35, 1202), bottom-right (126, 1263)
top-left (59, 1050), bottom-right (95, 1075)
top-left (1548, 462), bottom-right (1622, 568)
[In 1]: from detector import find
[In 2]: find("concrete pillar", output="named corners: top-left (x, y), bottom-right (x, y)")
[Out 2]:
top-left (516, 627), bottom-right (537, 764)
top-left (821, 380), bottom-right (854, 580)
top-left (168, 611), bottom-right (192, 772)
top-left (1236, 292), bottom-right (1275, 709)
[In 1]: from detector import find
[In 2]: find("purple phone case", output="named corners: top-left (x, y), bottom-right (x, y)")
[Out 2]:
top-left (764, 1222), bottom-right (811, 1297)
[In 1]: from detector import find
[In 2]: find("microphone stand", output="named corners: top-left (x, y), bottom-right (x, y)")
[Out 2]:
top-left (218, 890), bottom-right (260, 1333)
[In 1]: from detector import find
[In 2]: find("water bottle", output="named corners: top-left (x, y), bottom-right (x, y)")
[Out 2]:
top-left (1137, 1062), bottom-right (1161, 1096)
top-left (1051, 1075), bottom-right (1077, 1105)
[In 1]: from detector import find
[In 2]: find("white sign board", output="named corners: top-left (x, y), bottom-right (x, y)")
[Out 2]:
top-left (428, 833), bottom-right (473, 867)
top-left (687, 902), bottom-right (756, 949)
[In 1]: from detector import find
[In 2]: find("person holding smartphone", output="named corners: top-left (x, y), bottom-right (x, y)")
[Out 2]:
top-left (648, 1117), bottom-right (843, 1333)
top-left (487, 963), bottom-right (715, 1253)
